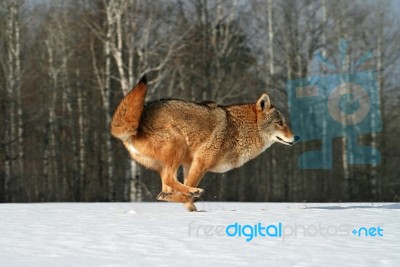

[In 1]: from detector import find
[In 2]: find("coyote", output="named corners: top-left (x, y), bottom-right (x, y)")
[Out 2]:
top-left (111, 75), bottom-right (299, 211)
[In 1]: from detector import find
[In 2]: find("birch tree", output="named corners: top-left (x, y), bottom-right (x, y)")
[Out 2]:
top-left (43, 36), bottom-right (60, 200)
top-left (0, 1), bottom-right (23, 201)
top-left (90, 0), bottom-right (184, 201)
top-left (267, 0), bottom-right (275, 87)
top-left (90, 2), bottom-right (115, 200)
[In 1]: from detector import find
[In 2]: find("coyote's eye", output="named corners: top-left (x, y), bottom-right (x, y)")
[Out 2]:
top-left (277, 121), bottom-right (283, 126)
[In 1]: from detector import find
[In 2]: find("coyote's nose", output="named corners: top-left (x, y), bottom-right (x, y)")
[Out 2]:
top-left (294, 136), bottom-right (300, 142)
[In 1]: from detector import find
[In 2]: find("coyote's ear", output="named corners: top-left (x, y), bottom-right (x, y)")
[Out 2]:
top-left (256, 93), bottom-right (271, 111)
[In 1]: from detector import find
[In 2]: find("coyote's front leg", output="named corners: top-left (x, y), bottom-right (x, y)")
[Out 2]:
top-left (157, 166), bottom-right (204, 203)
top-left (182, 162), bottom-right (207, 212)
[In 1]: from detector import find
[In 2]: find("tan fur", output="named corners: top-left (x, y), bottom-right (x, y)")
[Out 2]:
top-left (111, 76), bottom-right (298, 211)
top-left (111, 76), bottom-right (147, 141)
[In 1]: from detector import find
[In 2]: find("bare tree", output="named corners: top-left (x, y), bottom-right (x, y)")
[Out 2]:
top-left (1, 1), bottom-right (23, 201)
top-left (89, 0), bottom-right (189, 201)
top-left (267, 0), bottom-right (275, 87)
top-left (90, 1), bottom-right (115, 200)
top-left (43, 36), bottom-right (61, 200)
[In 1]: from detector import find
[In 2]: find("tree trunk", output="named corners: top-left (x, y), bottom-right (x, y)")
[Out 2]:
top-left (339, 2), bottom-right (351, 200)
top-left (106, 0), bottom-right (141, 201)
top-left (371, 2), bottom-right (384, 199)
top-left (45, 40), bottom-right (59, 201)
top-left (76, 69), bottom-right (85, 201)
top-left (267, 0), bottom-right (274, 87)
top-left (13, 3), bottom-right (23, 179)
top-left (3, 2), bottom-right (23, 201)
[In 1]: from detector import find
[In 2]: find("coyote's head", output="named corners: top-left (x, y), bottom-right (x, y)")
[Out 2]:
top-left (256, 93), bottom-right (299, 146)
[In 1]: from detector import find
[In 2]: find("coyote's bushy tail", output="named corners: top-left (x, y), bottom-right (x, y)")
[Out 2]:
top-left (111, 75), bottom-right (147, 141)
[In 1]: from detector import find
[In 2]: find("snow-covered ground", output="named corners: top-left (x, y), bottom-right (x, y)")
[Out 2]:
top-left (1, 202), bottom-right (399, 267)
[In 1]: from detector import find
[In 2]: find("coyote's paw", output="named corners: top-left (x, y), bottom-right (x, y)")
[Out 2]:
top-left (157, 191), bottom-right (195, 203)
top-left (188, 188), bottom-right (204, 199)
top-left (156, 192), bottom-right (171, 201)
top-left (184, 202), bottom-right (197, 212)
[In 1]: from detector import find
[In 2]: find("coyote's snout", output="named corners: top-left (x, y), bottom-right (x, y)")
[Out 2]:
top-left (111, 76), bottom-right (299, 211)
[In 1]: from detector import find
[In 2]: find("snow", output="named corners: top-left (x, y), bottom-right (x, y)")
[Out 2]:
top-left (1, 202), bottom-right (399, 267)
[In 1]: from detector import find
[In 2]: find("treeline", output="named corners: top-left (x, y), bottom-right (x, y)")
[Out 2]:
top-left (0, 0), bottom-right (399, 203)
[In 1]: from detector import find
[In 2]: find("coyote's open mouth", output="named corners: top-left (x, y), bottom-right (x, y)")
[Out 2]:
top-left (276, 136), bottom-right (294, 146)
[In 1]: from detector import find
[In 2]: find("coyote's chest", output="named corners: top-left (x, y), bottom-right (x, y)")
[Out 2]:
top-left (209, 139), bottom-right (274, 173)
